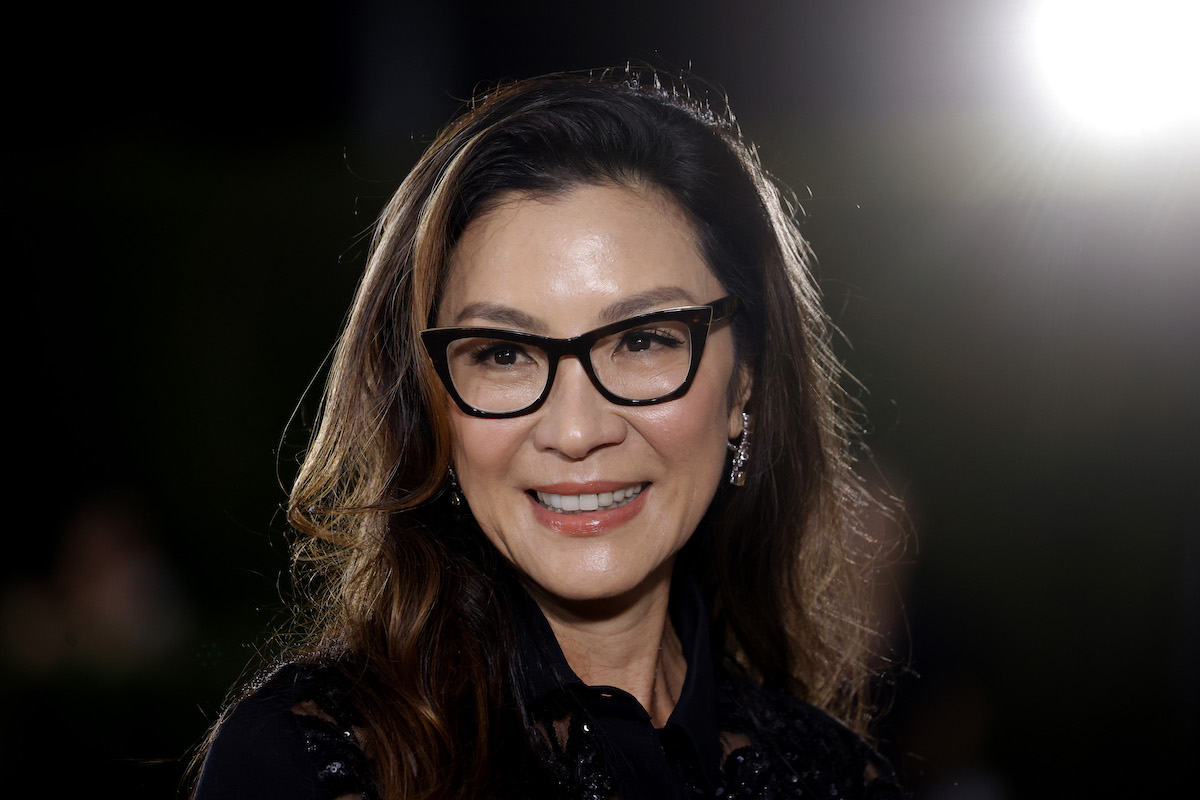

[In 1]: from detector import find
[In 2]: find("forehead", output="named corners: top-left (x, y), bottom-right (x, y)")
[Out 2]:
top-left (439, 183), bottom-right (722, 332)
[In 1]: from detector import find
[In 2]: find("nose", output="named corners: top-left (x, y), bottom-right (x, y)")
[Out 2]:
top-left (530, 357), bottom-right (627, 459)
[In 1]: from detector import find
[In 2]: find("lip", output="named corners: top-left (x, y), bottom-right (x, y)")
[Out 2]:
top-left (528, 480), bottom-right (643, 494)
top-left (527, 483), bottom-right (649, 536)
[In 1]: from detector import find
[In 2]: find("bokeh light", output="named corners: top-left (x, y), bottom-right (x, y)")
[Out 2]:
top-left (1030, 0), bottom-right (1200, 138)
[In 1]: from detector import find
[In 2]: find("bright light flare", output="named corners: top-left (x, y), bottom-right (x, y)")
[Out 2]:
top-left (1030, 0), bottom-right (1200, 138)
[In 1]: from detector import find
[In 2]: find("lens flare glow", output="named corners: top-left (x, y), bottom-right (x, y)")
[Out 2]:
top-left (1030, 0), bottom-right (1200, 137)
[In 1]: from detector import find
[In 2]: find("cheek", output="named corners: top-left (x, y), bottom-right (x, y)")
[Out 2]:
top-left (638, 384), bottom-right (733, 473)
top-left (448, 417), bottom-right (526, 558)
top-left (449, 416), bottom-right (525, 493)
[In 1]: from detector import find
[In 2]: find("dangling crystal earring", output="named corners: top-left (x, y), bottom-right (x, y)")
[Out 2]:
top-left (727, 412), bottom-right (751, 487)
top-left (447, 466), bottom-right (464, 507)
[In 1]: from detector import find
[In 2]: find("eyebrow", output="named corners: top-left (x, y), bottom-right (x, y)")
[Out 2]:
top-left (450, 302), bottom-right (546, 332)
top-left (598, 287), bottom-right (702, 323)
top-left (450, 286), bottom-right (703, 333)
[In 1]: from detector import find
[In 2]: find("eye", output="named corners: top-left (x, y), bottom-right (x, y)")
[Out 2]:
top-left (469, 343), bottom-right (530, 366)
top-left (619, 327), bottom-right (685, 353)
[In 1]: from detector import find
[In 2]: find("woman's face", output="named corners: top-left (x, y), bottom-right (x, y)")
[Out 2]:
top-left (437, 183), bottom-right (748, 608)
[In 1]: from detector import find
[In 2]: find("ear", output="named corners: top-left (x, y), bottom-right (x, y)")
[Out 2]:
top-left (727, 365), bottom-right (754, 440)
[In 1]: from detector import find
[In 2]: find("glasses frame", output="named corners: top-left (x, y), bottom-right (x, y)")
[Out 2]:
top-left (420, 295), bottom-right (739, 419)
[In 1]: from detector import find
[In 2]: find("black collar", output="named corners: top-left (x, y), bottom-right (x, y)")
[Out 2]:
top-left (512, 572), bottom-right (724, 795)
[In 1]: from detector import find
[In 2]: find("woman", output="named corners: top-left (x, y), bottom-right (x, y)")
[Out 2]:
top-left (194, 69), bottom-right (902, 799)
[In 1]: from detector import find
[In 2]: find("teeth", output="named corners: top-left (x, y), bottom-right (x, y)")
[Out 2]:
top-left (535, 484), bottom-right (645, 514)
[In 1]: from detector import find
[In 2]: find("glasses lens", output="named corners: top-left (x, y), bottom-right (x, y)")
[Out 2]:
top-left (590, 319), bottom-right (693, 401)
top-left (446, 336), bottom-right (549, 414)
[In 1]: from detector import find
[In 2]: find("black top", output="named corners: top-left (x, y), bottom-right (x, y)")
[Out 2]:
top-left (195, 578), bottom-right (904, 799)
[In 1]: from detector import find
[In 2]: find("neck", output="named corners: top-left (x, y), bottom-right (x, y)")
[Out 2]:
top-left (529, 561), bottom-right (688, 726)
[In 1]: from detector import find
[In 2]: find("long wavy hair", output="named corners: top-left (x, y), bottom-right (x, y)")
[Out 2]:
top-left (241, 69), bottom-right (880, 798)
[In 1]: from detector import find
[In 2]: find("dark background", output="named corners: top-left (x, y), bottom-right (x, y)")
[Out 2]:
top-left (7, 1), bottom-right (1197, 796)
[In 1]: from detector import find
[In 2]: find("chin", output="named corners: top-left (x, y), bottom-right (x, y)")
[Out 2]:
top-left (523, 557), bottom-right (675, 611)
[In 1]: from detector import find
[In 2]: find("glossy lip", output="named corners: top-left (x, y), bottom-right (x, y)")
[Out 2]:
top-left (526, 482), bottom-right (650, 536)
top-left (529, 480), bottom-right (644, 494)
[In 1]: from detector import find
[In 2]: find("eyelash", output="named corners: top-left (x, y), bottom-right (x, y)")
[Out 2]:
top-left (466, 342), bottom-right (532, 365)
top-left (618, 328), bottom-right (685, 350)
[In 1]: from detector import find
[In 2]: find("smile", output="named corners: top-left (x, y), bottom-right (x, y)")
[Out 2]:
top-left (532, 483), bottom-right (647, 514)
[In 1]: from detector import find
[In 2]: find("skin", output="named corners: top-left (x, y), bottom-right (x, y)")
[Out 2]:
top-left (438, 182), bottom-right (750, 723)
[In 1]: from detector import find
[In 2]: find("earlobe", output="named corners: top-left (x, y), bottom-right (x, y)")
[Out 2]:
top-left (727, 368), bottom-right (753, 440)
top-left (727, 405), bottom-right (745, 440)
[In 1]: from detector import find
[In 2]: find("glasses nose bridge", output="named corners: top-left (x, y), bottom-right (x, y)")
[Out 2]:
top-left (543, 334), bottom-right (607, 403)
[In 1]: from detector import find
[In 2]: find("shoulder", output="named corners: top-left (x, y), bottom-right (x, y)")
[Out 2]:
top-left (717, 664), bottom-right (906, 799)
top-left (195, 662), bottom-right (376, 800)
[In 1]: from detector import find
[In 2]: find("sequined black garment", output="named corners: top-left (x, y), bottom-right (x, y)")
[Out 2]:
top-left (196, 579), bottom-right (904, 800)
top-left (195, 661), bottom-right (380, 800)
